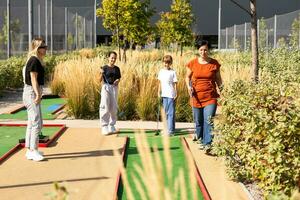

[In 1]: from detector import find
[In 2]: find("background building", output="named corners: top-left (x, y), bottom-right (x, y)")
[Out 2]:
top-left (0, 0), bottom-right (299, 58)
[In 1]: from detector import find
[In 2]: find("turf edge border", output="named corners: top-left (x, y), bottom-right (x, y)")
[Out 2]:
top-left (0, 144), bottom-right (22, 165)
top-left (181, 137), bottom-right (212, 200)
top-left (113, 136), bottom-right (129, 200)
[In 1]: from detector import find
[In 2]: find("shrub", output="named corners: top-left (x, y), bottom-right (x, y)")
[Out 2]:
top-left (213, 78), bottom-right (300, 197)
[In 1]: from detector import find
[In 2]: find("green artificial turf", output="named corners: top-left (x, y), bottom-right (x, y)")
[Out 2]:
top-left (0, 98), bottom-right (66, 120)
top-left (118, 130), bottom-right (204, 200)
top-left (0, 126), bottom-right (61, 157)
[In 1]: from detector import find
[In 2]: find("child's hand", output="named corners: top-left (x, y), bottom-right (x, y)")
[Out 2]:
top-left (113, 79), bottom-right (120, 86)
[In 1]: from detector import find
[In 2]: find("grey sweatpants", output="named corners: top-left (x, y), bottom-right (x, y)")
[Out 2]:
top-left (22, 84), bottom-right (43, 150)
top-left (99, 84), bottom-right (118, 127)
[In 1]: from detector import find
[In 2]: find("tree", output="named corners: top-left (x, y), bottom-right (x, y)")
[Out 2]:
top-left (228, 0), bottom-right (259, 82)
top-left (157, 0), bottom-right (194, 55)
top-left (123, 0), bottom-right (155, 48)
top-left (97, 0), bottom-right (154, 60)
top-left (97, 0), bottom-right (126, 59)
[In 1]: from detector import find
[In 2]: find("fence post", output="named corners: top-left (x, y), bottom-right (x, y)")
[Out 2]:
top-left (299, 26), bottom-right (300, 49)
top-left (50, 0), bottom-right (53, 54)
top-left (233, 24), bottom-right (236, 49)
top-left (225, 27), bottom-right (228, 49)
top-left (218, 0), bottom-right (221, 50)
top-left (83, 17), bottom-right (86, 48)
top-left (7, 0), bottom-right (11, 58)
top-left (257, 19), bottom-right (260, 49)
top-left (94, 0), bottom-right (97, 48)
top-left (75, 12), bottom-right (78, 49)
top-left (28, 0), bottom-right (33, 50)
top-left (65, 7), bottom-right (68, 52)
top-left (45, 0), bottom-right (48, 46)
top-left (274, 14), bottom-right (277, 48)
top-left (244, 23), bottom-right (247, 51)
top-left (266, 29), bottom-right (269, 50)
top-left (38, 4), bottom-right (41, 37)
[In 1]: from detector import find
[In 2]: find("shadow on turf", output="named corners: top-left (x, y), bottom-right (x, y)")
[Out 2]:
top-left (0, 176), bottom-right (109, 189)
top-left (44, 148), bottom-right (123, 160)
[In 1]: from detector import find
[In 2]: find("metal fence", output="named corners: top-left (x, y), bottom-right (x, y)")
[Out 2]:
top-left (0, 0), bottom-right (96, 59)
top-left (220, 9), bottom-right (300, 50)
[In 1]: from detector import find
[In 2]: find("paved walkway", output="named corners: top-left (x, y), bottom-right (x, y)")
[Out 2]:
top-left (0, 119), bottom-right (250, 200)
top-left (186, 137), bottom-right (250, 200)
top-left (0, 128), bottom-right (125, 200)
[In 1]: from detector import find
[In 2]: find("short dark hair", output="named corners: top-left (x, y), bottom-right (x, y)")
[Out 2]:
top-left (195, 40), bottom-right (210, 49)
top-left (107, 51), bottom-right (117, 57)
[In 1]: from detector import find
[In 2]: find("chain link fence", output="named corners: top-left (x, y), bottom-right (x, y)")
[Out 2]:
top-left (0, 0), bottom-right (95, 59)
top-left (220, 9), bottom-right (300, 50)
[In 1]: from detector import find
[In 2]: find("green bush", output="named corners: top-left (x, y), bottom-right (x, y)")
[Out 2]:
top-left (213, 78), bottom-right (300, 197)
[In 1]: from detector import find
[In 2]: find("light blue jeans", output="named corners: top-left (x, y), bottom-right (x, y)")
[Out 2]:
top-left (162, 97), bottom-right (175, 134)
top-left (192, 104), bottom-right (217, 145)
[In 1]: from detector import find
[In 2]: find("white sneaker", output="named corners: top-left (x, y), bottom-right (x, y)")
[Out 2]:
top-left (26, 149), bottom-right (43, 159)
top-left (102, 126), bottom-right (110, 135)
top-left (109, 126), bottom-right (117, 133)
top-left (26, 150), bottom-right (44, 161)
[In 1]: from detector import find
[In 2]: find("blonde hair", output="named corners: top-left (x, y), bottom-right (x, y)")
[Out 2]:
top-left (26, 38), bottom-right (46, 65)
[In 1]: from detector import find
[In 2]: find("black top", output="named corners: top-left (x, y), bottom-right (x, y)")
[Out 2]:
top-left (102, 65), bottom-right (121, 85)
top-left (25, 56), bottom-right (45, 86)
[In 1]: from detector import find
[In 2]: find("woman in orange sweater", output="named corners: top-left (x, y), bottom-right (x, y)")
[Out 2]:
top-left (185, 40), bottom-right (223, 151)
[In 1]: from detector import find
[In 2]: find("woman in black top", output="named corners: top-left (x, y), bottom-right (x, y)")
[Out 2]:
top-left (99, 51), bottom-right (121, 135)
top-left (22, 38), bottom-right (47, 162)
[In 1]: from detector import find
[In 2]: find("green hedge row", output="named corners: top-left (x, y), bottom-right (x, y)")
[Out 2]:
top-left (0, 47), bottom-right (113, 95)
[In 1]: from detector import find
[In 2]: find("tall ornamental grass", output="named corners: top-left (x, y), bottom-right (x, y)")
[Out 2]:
top-left (51, 58), bottom-right (102, 118)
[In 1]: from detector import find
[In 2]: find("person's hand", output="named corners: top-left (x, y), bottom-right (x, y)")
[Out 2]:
top-left (113, 79), bottom-right (120, 86)
top-left (34, 94), bottom-right (42, 104)
top-left (188, 86), bottom-right (194, 97)
top-left (174, 93), bottom-right (178, 101)
top-left (100, 68), bottom-right (104, 74)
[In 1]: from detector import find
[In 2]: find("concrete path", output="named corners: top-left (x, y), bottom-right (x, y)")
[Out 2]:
top-left (186, 137), bottom-right (250, 200)
top-left (0, 128), bottom-right (125, 200)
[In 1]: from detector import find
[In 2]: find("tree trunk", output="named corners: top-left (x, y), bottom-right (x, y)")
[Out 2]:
top-left (180, 42), bottom-right (183, 56)
top-left (250, 0), bottom-right (259, 82)
top-left (117, 28), bottom-right (121, 61)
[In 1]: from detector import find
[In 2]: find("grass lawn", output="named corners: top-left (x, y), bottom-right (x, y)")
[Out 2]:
top-left (0, 98), bottom-right (65, 120)
top-left (0, 126), bottom-right (61, 158)
top-left (118, 129), bottom-right (204, 200)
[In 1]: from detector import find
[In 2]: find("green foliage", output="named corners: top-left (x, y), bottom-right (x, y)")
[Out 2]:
top-left (97, 0), bottom-right (155, 48)
top-left (213, 49), bottom-right (300, 197)
top-left (0, 12), bottom-right (21, 52)
top-left (258, 18), bottom-right (268, 50)
top-left (157, 0), bottom-right (194, 50)
top-left (289, 14), bottom-right (300, 49)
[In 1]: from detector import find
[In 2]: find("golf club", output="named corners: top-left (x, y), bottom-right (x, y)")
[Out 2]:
top-left (154, 96), bottom-right (161, 136)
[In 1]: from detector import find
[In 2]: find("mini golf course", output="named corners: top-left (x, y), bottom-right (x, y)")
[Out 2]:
top-left (117, 129), bottom-right (210, 200)
top-left (0, 124), bottom-right (66, 164)
top-left (0, 97), bottom-right (66, 120)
